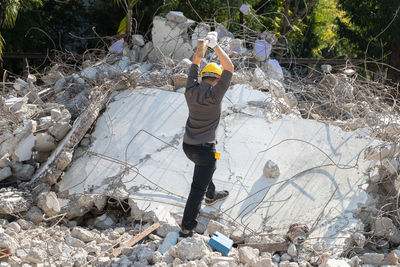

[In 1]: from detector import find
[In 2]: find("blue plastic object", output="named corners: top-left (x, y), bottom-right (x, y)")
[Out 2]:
top-left (208, 231), bottom-right (233, 256)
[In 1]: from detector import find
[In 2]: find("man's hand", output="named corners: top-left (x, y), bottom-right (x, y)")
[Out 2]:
top-left (205, 31), bottom-right (218, 48)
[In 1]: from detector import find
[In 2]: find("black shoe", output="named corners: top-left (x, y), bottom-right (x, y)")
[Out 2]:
top-left (205, 190), bottom-right (229, 206)
top-left (179, 230), bottom-right (193, 238)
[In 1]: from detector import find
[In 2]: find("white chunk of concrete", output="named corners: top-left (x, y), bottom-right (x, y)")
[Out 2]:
top-left (14, 133), bottom-right (34, 161)
top-left (49, 122), bottom-right (71, 141)
top-left (266, 59), bottom-right (284, 81)
top-left (132, 34), bottom-right (145, 47)
top-left (166, 11), bottom-right (187, 23)
top-left (239, 246), bottom-right (259, 264)
top-left (254, 40), bottom-right (272, 61)
top-left (35, 133), bottom-right (57, 152)
top-left (37, 191), bottom-right (61, 217)
top-left (240, 4), bottom-right (251, 15)
top-left (59, 85), bottom-right (378, 252)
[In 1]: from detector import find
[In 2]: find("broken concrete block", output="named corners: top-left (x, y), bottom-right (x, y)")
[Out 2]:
top-left (38, 116), bottom-right (52, 131)
top-left (55, 151), bottom-right (73, 170)
top-left (132, 34), bottom-right (145, 47)
top-left (373, 217), bottom-right (400, 244)
top-left (6, 222), bottom-right (21, 233)
top-left (240, 4), bottom-right (251, 15)
top-left (0, 189), bottom-right (31, 214)
top-left (13, 78), bottom-right (29, 92)
top-left (287, 243), bottom-right (297, 258)
top-left (26, 206), bottom-right (44, 224)
top-left (0, 167), bottom-right (12, 182)
top-left (11, 162), bottom-right (35, 181)
top-left (166, 11), bottom-right (187, 23)
top-left (191, 23), bottom-right (210, 48)
top-left (50, 109), bottom-right (62, 121)
top-left (0, 233), bottom-right (18, 254)
top-left (33, 151), bottom-right (51, 163)
top-left (281, 253), bottom-right (291, 261)
top-left (65, 236), bottom-right (85, 248)
top-left (49, 122), bottom-right (71, 141)
top-left (17, 219), bottom-right (32, 230)
top-left (37, 191), bottom-right (61, 217)
top-left (171, 236), bottom-right (210, 261)
top-left (35, 133), bottom-right (57, 152)
top-left (239, 246), bottom-right (259, 264)
top-left (81, 67), bottom-right (98, 81)
top-left (172, 73), bottom-right (188, 89)
top-left (71, 227), bottom-right (97, 243)
top-left (109, 39), bottom-right (124, 54)
top-left (13, 133), bottom-right (34, 161)
top-left (0, 154), bottom-right (10, 168)
top-left (360, 253), bottom-right (384, 266)
top-left (254, 40), bottom-right (272, 61)
top-left (93, 214), bottom-right (116, 230)
top-left (263, 160), bottom-right (280, 178)
top-left (266, 59), bottom-right (284, 81)
top-left (151, 16), bottom-right (193, 61)
top-left (321, 64), bottom-right (332, 73)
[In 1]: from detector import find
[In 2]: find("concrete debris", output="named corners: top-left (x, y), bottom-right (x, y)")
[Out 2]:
top-left (171, 236), bottom-right (211, 260)
top-left (35, 133), bottom-right (57, 152)
top-left (0, 10), bottom-right (399, 267)
top-left (0, 189), bottom-right (32, 214)
top-left (238, 246), bottom-right (259, 264)
top-left (373, 217), bottom-right (400, 245)
top-left (263, 160), bottom-right (280, 178)
top-left (360, 253), bottom-right (385, 265)
top-left (321, 64), bottom-right (332, 73)
top-left (37, 191), bottom-right (61, 217)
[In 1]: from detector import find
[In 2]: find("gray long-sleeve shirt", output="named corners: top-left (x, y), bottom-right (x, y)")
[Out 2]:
top-left (183, 64), bottom-right (233, 145)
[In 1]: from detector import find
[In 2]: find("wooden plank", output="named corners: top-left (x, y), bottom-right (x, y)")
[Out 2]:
top-left (238, 242), bottom-right (288, 252)
top-left (0, 248), bottom-right (11, 259)
top-left (111, 222), bottom-right (161, 257)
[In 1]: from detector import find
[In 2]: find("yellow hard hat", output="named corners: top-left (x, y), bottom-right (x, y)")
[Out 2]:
top-left (201, 63), bottom-right (222, 78)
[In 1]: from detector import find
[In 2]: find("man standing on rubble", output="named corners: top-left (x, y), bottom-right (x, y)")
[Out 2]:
top-left (180, 31), bottom-right (234, 237)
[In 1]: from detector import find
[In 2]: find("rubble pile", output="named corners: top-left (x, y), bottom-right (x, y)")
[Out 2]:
top-left (0, 10), bottom-right (399, 267)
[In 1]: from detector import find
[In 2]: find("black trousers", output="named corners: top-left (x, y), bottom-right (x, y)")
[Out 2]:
top-left (181, 142), bottom-right (216, 230)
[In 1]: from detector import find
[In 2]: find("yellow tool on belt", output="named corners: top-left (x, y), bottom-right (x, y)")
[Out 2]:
top-left (214, 152), bottom-right (221, 160)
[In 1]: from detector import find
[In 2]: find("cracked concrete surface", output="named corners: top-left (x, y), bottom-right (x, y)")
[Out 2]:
top-left (58, 84), bottom-right (379, 251)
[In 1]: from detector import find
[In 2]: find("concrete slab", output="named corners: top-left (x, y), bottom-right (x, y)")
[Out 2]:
top-left (58, 85), bottom-right (378, 249)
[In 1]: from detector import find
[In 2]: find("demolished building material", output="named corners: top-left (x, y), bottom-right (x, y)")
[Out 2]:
top-left (0, 10), bottom-right (399, 267)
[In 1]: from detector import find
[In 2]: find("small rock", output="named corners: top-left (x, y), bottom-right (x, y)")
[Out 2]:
top-left (35, 133), bottom-right (57, 152)
top-left (17, 219), bottom-right (32, 230)
top-left (166, 11), bottom-right (187, 23)
top-left (157, 224), bottom-right (180, 238)
top-left (51, 109), bottom-right (62, 121)
top-left (238, 246), bottom-right (259, 264)
top-left (93, 214), bottom-right (116, 230)
top-left (321, 65), bottom-right (332, 73)
top-left (48, 122), bottom-right (71, 141)
top-left (71, 227), bottom-right (96, 243)
top-left (24, 247), bottom-right (46, 264)
top-left (97, 257), bottom-right (111, 266)
top-left (380, 250), bottom-right (398, 265)
top-left (37, 191), bottom-right (61, 217)
top-left (6, 222), bottom-right (21, 233)
top-left (0, 233), bottom-right (18, 253)
top-left (321, 259), bottom-right (350, 267)
top-left (360, 253), bottom-right (384, 266)
top-left (272, 253), bottom-right (281, 263)
top-left (55, 151), bottom-right (73, 170)
top-left (132, 34), bottom-right (145, 46)
top-left (287, 243), bottom-right (297, 257)
top-left (281, 253), bottom-right (292, 261)
top-left (13, 133), bottom-right (34, 161)
top-left (263, 160), bottom-right (280, 178)
top-left (11, 162), bottom-right (35, 181)
top-left (65, 236), bottom-right (85, 248)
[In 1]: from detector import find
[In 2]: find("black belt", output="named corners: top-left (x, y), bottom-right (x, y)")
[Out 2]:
top-left (189, 142), bottom-right (215, 148)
